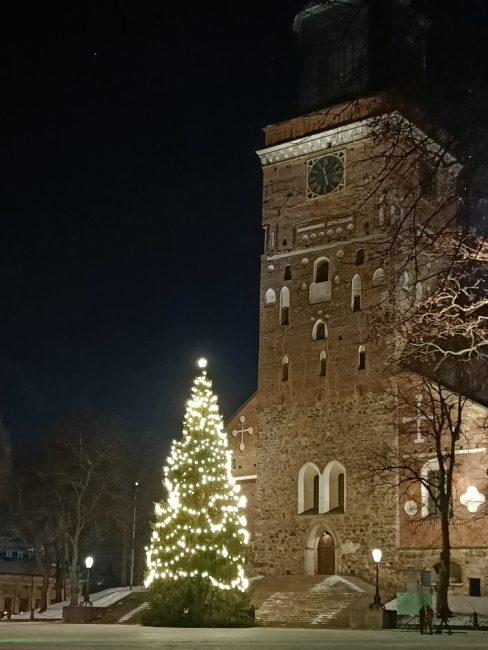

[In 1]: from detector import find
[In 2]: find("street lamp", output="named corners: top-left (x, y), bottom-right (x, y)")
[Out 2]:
top-left (84, 556), bottom-right (94, 606)
top-left (30, 573), bottom-right (35, 621)
top-left (129, 481), bottom-right (139, 591)
top-left (369, 548), bottom-right (384, 609)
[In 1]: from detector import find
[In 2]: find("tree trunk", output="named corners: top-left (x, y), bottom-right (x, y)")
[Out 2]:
top-left (39, 565), bottom-right (49, 612)
top-left (69, 536), bottom-right (80, 607)
top-left (69, 561), bottom-right (79, 607)
top-left (54, 543), bottom-right (64, 603)
top-left (120, 525), bottom-right (129, 587)
top-left (436, 513), bottom-right (451, 620)
top-left (32, 546), bottom-right (50, 612)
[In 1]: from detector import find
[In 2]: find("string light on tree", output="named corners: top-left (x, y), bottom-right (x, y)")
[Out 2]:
top-left (143, 358), bottom-right (252, 626)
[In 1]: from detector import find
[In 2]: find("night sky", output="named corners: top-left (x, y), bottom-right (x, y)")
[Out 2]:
top-left (2, 1), bottom-right (305, 456)
top-left (2, 1), bottom-right (486, 459)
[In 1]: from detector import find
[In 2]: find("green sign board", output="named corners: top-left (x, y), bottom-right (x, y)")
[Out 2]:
top-left (397, 592), bottom-right (432, 616)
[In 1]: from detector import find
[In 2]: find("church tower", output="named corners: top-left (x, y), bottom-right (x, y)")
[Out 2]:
top-left (226, 0), bottom-right (488, 598)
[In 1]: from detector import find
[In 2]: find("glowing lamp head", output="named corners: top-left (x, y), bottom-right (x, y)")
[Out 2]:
top-left (197, 358), bottom-right (208, 369)
top-left (372, 548), bottom-right (382, 564)
top-left (85, 556), bottom-right (94, 569)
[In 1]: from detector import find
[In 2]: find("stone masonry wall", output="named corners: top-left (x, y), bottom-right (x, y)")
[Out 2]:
top-left (227, 100), bottom-right (488, 597)
top-left (253, 391), bottom-right (400, 589)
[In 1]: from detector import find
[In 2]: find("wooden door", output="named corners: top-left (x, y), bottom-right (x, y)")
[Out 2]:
top-left (317, 531), bottom-right (335, 575)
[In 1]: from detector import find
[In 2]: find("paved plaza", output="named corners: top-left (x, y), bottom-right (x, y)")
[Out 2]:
top-left (0, 624), bottom-right (487, 650)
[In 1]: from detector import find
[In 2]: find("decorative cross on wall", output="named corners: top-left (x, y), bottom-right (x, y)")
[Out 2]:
top-left (402, 394), bottom-right (428, 444)
top-left (460, 485), bottom-right (486, 513)
top-left (232, 416), bottom-right (253, 451)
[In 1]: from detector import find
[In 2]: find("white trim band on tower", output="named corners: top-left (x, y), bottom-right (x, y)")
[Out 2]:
top-left (256, 111), bottom-right (460, 169)
top-left (256, 116), bottom-right (375, 166)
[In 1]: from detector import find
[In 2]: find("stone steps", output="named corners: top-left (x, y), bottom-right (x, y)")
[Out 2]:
top-left (117, 601), bottom-right (149, 623)
top-left (255, 575), bottom-right (375, 628)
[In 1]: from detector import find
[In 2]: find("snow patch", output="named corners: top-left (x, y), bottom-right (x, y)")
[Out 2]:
top-left (311, 575), bottom-right (364, 593)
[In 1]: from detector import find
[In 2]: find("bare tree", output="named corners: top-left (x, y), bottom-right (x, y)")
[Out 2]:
top-left (10, 461), bottom-right (58, 611)
top-left (372, 370), bottom-right (488, 621)
top-left (44, 420), bottom-right (125, 607)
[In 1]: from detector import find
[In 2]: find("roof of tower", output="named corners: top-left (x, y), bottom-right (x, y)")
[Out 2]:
top-left (293, 1), bottom-right (360, 31)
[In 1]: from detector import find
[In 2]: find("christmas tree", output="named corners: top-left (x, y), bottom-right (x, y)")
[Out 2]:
top-left (142, 359), bottom-right (253, 627)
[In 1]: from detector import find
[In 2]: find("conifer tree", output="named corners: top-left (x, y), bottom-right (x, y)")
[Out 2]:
top-left (143, 359), bottom-right (252, 627)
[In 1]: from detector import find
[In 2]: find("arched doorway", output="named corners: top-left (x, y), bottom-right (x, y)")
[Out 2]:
top-left (317, 531), bottom-right (335, 575)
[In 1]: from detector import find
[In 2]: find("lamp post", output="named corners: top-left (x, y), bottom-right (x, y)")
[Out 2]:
top-left (30, 573), bottom-right (35, 621)
top-left (369, 548), bottom-right (384, 609)
top-left (129, 481), bottom-right (139, 591)
top-left (84, 556), bottom-right (94, 606)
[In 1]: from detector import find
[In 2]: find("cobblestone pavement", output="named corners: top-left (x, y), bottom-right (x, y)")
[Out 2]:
top-left (0, 624), bottom-right (488, 650)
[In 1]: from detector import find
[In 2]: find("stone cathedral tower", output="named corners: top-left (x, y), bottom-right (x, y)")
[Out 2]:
top-left (226, 0), bottom-right (488, 596)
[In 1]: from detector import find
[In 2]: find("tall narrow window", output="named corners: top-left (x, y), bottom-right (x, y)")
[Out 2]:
top-left (264, 288), bottom-right (276, 306)
top-left (284, 265), bottom-right (292, 281)
top-left (355, 249), bottom-right (364, 266)
top-left (338, 473), bottom-right (345, 510)
top-left (313, 474), bottom-right (319, 511)
top-left (402, 270), bottom-right (411, 292)
top-left (298, 462), bottom-right (320, 514)
top-left (282, 356), bottom-right (289, 382)
top-left (415, 282), bottom-right (423, 301)
top-left (269, 230), bottom-right (275, 250)
top-left (312, 320), bottom-right (328, 341)
top-left (427, 469), bottom-right (441, 517)
top-left (310, 257), bottom-right (332, 304)
top-left (358, 345), bottom-right (366, 370)
top-left (425, 469), bottom-right (452, 518)
top-left (319, 351), bottom-right (327, 377)
top-left (321, 460), bottom-right (347, 513)
top-left (351, 274), bottom-right (361, 311)
top-left (372, 268), bottom-right (385, 287)
top-left (280, 287), bottom-right (290, 325)
top-left (315, 258), bottom-right (330, 283)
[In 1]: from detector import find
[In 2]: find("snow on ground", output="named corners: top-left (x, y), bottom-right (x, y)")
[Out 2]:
top-left (386, 593), bottom-right (488, 616)
top-left (11, 586), bottom-right (145, 620)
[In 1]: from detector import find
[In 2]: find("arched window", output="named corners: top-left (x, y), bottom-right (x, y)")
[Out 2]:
top-left (284, 265), bottom-right (292, 281)
top-left (372, 268), bottom-right (385, 287)
top-left (433, 560), bottom-right (462, 585)
top-left (351, 274), bottom-right (361, 311)
top-left (415, 282), bottom-right (423, 301)
top-left (314, 258), bottom-right (329, 283)
top-left (312, 320), bottom-right (328, 341)
top-left (281, 355), bottom-right (289, 382)
top-left (402, 270), bottom-right (411, 292)
top-left (297, 462), bottom-right (320, 514)
top-left (355, 249), bottom-right (364, 266)
top-left (319, 351), bottom-right (326, 377)
top-left (269, 230), bottom-right (276, 250)
top-left (378, 193), bottom-right (385, 226)
top-left (320, 461), bottom-right (346, 513)
top-left (310, 257), bottom-right (332, 304)
top-left (264, 288), bottom-right (276, 306)
top-left (280, 287), bottom-right (290, 325)
top-left (358, 345), bottom-right (366, 370)
top-left (420, 458), bottom-right (450, 518)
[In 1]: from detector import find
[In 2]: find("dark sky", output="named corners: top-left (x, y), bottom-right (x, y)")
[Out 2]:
top-left (1, 1), bottom-right (305, 455)
top-left (2, 1), bottom-right (486, 458)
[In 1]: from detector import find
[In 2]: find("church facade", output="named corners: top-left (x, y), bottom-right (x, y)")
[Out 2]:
top-left (226, 1), bottom-right (488, 596)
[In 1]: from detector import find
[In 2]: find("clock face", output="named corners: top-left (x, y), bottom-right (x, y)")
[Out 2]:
top-left (307, 153), bottom-right (345, 198)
